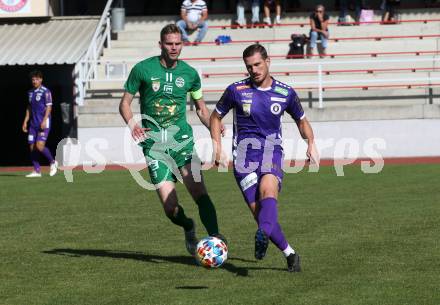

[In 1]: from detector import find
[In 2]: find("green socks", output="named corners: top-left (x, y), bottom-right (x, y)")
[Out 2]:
top-left (195, 194), bottom-right (219, 236)
top-left (167, 195), bottom-right (219, 236)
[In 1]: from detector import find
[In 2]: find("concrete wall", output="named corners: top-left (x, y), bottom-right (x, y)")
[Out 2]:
top-left (68, 119), bottom-right (440, 167)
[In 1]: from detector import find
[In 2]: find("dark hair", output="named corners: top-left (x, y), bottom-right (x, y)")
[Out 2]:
top-left (160, 24), bottom-right (182, 41)
top-left (243, 44), bottom-right (268, 60)
top-left (315, 4), bottom-right (325, 11)
top-left (29, 70), bottom-right (43, 79)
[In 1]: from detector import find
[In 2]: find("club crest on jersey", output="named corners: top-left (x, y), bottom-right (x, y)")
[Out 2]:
top-left (270, 103), bottom-right (282, 115)
top-left (274, 86), bottom-right (289, 96)
top-left (175, 77), bottom-right (185, 88)
top-left (241, 99), bottom-right (252, 116)
top-left (152, 80), bottom-right (160, 92)
top-left (242, 104), bottom-right (251, 116)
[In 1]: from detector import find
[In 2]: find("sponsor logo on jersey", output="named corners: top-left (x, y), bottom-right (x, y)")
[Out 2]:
top-left (271, 97), bottom-right (287, 102)
top-left (270, 103), bottom-right (282, 115)
top-left (166, 104), bottom-right (177, 115)
top-left (175, 77), bottom-right (185, 88)
top-left (154, 101), bottom-right (164, 114)
top-left (36, 94), bottom-right (41, 101)
top-left (0, 0), bottom-right (27, 12)
top-left (236, 85), bottom-right (251, 91)
top-left (274, 86), bottom-right (289, 96)
top-left (240, 172), bottom-right (258, 191)
top-left (163, 84), bottom-right (173, 94)
top-left (152, 80), bottom-right (160, 92)
top-left (241, 92), bottom-right (253, 98)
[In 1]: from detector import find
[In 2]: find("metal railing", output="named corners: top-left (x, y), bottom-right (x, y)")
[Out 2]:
top-left (75, 0), bottom-right (113, 105)
top-left (80, 55), bottom-right (440, 108)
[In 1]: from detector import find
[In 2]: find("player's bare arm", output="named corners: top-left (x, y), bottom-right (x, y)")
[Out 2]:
top-left (296, 117), bottom-right (319, 163)
top-left (195, 98), bottom-right (226, 135)
top-left (119, 91), bottom-right (150, 142)
top-left (209, 111), bottom-right (227, 166)
top-left (194, 98), bottom-right (211, 128)
top-left (22, 105), bottom-right (30, 133)
top-left (40, 105), bottom-right (52, 130)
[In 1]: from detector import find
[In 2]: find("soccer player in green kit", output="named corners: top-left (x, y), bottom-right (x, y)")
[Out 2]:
top-left (119, 24), bottom-right (225, 256)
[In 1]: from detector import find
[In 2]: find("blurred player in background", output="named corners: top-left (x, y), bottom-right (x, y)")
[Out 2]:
top-left (119, 24), bottom-right (226, 256)
top-left (210, 44), bottom-right (318, 272)
top-left (22, 70), bottom-right (58, 178)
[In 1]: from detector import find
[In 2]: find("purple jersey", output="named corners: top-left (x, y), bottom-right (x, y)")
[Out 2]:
top-left (215, 77), bottom-right (305, 155)
top-left (215, 77), bottom-right (305, 204)
top-left (28, 86), bottom-right (52, 128)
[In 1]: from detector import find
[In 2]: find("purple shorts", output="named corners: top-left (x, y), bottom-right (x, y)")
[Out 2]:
top-left (233, 149), bottom-right (284, 205)
top-left (28, 126), bottom-right (50, 144)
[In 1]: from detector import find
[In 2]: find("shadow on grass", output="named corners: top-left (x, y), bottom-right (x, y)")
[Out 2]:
top-left (0, 173), bottom-right (26, 177)
top-left (175, 286), bottom-right (209, 289)
top-left (43, 248), bottom-right (285, 277)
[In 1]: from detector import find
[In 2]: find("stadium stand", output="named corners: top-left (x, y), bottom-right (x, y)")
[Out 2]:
top-left (77, 9), bottom-right (440, 128)
top-left (0, 17), bottom-right (99, 66)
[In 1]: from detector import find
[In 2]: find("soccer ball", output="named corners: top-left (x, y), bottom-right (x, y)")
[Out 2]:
top-left (196, 236), bottom-right (228, 268)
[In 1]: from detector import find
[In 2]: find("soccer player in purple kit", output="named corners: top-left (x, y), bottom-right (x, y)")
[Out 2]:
top-left (22, 70), bottom-right (58, 178)
top-left (210, 44), bottom-right (318, 272)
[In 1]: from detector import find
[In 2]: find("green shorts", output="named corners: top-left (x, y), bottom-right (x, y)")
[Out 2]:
top-left (143, 139), bottom-right (195, 185)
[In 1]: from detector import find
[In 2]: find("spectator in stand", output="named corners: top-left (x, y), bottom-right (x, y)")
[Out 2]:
top-left (308, 4), bottom-right (329, 58)
top-left (177, 0), bottom-right (208, 45)
top-left (338, 0), bottom-right (363, 23)
top-left (263, 0), bottom-right (282, 25)
top-left (381, 0), bottom-right (400, 23)
top-left (235, 0), bottom-right (261, 27)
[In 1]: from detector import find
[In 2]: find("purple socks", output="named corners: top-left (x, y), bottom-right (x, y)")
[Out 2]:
top-left (258, 197), bottom-right (278, 236)
top-left (31, 150), bottom-right (41, 173)
top-left (269, 222), bottom-right (288, 252)
top-left (41, 147), bottom-right (54, 163)
top-left (31, 147), bottom-right (54, 173)
top-left (258, 197), bottom-right (288, 251)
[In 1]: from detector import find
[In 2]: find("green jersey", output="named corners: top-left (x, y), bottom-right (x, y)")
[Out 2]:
top-left (124, 56), bottom-right (202, 139)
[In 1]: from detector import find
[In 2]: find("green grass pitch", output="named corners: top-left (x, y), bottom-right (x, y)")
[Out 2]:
top-left (1, 164), bottom-right (439, 305)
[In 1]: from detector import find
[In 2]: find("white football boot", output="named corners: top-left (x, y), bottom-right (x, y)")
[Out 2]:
top-left (26, 171), bottom-right (42, 178)
top-left (49, 161), bottom-right (58, 177)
